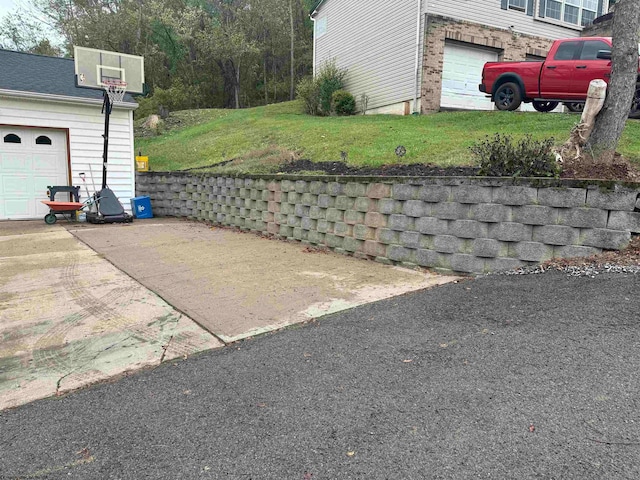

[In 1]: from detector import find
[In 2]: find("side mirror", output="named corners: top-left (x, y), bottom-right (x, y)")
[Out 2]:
top-left (597, 50), bottom-right (612, 60)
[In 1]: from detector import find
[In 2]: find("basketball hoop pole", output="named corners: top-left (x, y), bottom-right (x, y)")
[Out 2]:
top-left (101, 91), bottom-right (112, 190)
top-left (100, 81), bottom-right (126, 190)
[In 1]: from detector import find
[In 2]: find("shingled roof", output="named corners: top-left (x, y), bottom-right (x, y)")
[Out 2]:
top-left (0, 49), bottom-right (136, 106)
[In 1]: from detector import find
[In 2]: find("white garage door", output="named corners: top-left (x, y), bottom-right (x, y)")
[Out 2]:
top-left (441, 42), bottom-right (498, 111)
top-left (0, 127), bottom-right (69, 220)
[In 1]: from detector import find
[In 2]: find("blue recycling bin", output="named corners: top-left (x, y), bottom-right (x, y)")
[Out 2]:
top-left (130, 196), bottom-right (153, 219)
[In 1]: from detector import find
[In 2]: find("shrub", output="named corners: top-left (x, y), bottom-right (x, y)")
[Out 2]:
top-left (316, 59), bottom-right (347, 115)
top-left (296, 77), bottom-right (320, 115)
top-left (296, 59), bottom-right (348, 116)
top-left (332, 90), bottom-right (356, 116)
top-left (471, 134), bottom-right (559, 178)
top-left (135, 80), bottom-right (201, 119)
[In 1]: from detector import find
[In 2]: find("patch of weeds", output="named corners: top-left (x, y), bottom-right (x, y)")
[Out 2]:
top-left (471, 133), bottom-right (559, 178)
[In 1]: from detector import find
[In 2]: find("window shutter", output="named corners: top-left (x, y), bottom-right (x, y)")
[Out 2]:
top-left (526, 0), bottom-right (534, 16)
top-left (597, 0), bottom-right (604, 17)
top-left (539, 0), bottom-right (546, 17)
top-left (501, 0), bottom-right (508, 10)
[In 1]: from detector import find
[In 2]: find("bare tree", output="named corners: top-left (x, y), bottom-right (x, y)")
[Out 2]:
top-left (585, 0), bottom-right (640, 163)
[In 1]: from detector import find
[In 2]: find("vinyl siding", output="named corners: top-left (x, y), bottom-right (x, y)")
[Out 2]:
top-left (425, 0), bottom-right (607, 40)
top-left (314, 0), bottom-right (423, 111)
top-left (0, 97), bottom-right (135, 210)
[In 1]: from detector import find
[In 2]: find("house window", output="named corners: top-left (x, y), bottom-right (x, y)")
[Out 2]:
top-left (508, 0), bottom-right (527, 11)
top-left (3, 134), bottom-right (21, 143)
top-left (544, 0), bottom-right (598, 26)
top-left (36, 135), bottom-right (52, 145)
top-left (316, 17), bottom-right (327, 39)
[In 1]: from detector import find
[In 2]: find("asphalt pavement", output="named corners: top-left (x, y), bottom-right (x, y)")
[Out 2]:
top-left (1, 271), bottom-right (639, 479)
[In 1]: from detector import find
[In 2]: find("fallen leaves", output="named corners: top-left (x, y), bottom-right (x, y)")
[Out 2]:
top-left (77, 448), bottom-right (92, 460)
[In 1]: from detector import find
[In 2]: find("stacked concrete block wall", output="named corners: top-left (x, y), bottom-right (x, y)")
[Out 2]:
top-left (137, 173), bottom-right (640, 274)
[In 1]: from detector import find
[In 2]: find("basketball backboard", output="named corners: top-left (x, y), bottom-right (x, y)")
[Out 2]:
top-left (74, 46), bottom-right (145, 95)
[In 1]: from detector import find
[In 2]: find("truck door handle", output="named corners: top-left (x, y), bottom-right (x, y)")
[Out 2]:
top-left (546, 66), bottom-right (557, 69)
top-left (576, 65), bottom-right (587, 69)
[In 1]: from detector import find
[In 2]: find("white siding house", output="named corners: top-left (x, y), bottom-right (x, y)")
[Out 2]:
top-left (0, 50), bottom-right (137, 221)
top-left (311, 0), bottom-right (610, 114)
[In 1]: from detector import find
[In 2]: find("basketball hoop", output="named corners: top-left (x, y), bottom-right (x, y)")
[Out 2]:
top-left (103, 79), bottom-right (127, 104)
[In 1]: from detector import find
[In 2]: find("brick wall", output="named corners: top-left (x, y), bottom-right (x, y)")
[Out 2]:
top-left (422, 15), bottom-right (554, 113)
top-left (137, 173), bottom-right (640, 275)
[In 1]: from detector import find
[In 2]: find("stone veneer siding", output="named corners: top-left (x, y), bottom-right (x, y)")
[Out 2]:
top-left (421, 15), bottom-right (554, 113)
top-left (137, 173), bottom-right (640, 275)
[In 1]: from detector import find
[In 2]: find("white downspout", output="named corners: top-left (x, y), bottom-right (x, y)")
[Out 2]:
top-left (413, 0), bottom-right (423, 114)
top-left (311, 11), bottom-right (318, 77)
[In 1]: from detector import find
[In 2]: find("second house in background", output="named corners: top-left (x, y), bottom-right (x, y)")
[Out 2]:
top-left (310, 0), bottom-right (610, 114)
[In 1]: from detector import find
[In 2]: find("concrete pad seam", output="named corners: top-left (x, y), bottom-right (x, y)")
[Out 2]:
top-left (66, 229), bottom-right (229, 347)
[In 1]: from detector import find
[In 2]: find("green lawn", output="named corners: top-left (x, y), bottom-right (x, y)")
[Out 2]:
top-left (135, 100), bottom-right (640, 173)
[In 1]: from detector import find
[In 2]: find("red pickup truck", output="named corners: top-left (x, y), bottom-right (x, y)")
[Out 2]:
top-left (479, 37), bottom-right (640, 114)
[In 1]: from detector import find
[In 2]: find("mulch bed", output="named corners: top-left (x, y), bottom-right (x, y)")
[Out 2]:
top-left (278, 159), bottom-right (640, 182)
top-left (277, 160), bottom-right (480, 177)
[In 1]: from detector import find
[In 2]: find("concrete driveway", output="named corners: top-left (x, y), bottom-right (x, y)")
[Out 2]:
top-left (68, 219), bottom-right (457, 343)
top-left (0, 220), bottom-right (220, 410)
top-left (1, 218), bottom-right (456, 410)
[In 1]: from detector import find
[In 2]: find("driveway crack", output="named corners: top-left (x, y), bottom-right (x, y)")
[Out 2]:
top-left (55, 335), bottom-right (135, 396)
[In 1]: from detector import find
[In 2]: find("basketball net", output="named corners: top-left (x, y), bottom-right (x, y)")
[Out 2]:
top-left (103, 79), bottom-right (127, 104)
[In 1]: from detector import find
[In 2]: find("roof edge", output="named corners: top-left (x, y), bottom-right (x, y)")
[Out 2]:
top-left (0, 88), bottom-right (138, 110)
top-left (310, 0), bottom-right (327, 17)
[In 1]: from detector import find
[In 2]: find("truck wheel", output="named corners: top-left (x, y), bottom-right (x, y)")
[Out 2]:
top-left (532, 101), bottom-right (559, 112)
top-left (629, 86), bottom-right (640, 119)
top-left (564, 102), bottom-right (584, 113)
top-left (495, 82), bottom-right (522, 111)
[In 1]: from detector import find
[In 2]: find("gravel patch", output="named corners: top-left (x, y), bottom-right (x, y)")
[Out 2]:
top-left (490, 236), bottom-right (640, 277)
top-left (495, 263), bottom-right (640, 277)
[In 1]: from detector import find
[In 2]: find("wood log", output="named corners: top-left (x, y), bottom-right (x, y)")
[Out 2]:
top-left (555, 79), bottom-right (607, 162)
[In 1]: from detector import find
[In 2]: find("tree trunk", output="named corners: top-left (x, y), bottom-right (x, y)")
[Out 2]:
top-left (264, 56), bottom-right (268, 105)
top-left (585, 0), bottom-right (640, 163)
top-left (234, 59), bottom-right (241, 109)
top-left (556, 80), bottom-right (607, 163)
top-left (289, 0), bottom-right (295, 101)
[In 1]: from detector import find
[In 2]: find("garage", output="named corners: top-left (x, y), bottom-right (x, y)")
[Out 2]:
top-left (0, 49), bottom-right (138, 221)
top-left (0, 127), bottom-right (69, 220)
top-left (441, 42), bottom-right (498, 111)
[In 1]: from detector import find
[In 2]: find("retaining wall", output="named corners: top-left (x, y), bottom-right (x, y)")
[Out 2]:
top-left (136, 173), bottom-right (640, 274)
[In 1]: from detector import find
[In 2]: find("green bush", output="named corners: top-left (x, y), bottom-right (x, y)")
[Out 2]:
top-left (135, 81), bottom-right (200, 119)
top-left (296, 59), bottom-right (348, 116)
top-left (296, 77), bottom-right (320, 116)
top-left (332, 90), bottom-right (356, 116)
top-left (316, 59), bottom-right (347, 115)
top-left (471, 134), bottom-right (559, 178)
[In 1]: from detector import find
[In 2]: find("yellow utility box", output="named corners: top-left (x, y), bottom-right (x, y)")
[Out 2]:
top-left (135, 155), bottom-right (149, 172)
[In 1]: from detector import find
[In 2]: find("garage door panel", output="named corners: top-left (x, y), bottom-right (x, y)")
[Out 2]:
top-left (33, 153), bottom-right (63, 171)
top-left (442, 43), bottom-right (497, 111)
top-left (4, 175), bottom-right (30, 194)
top-left (2, 153), bottom-right (32, 171)
top-left (4, 198), bottom-right (31, 218)
top-left (1, 128), bottom-right (68, 220)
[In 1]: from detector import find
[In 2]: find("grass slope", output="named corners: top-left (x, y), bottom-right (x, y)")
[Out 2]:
top-left (135, 100), bottom-right (640, 173)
